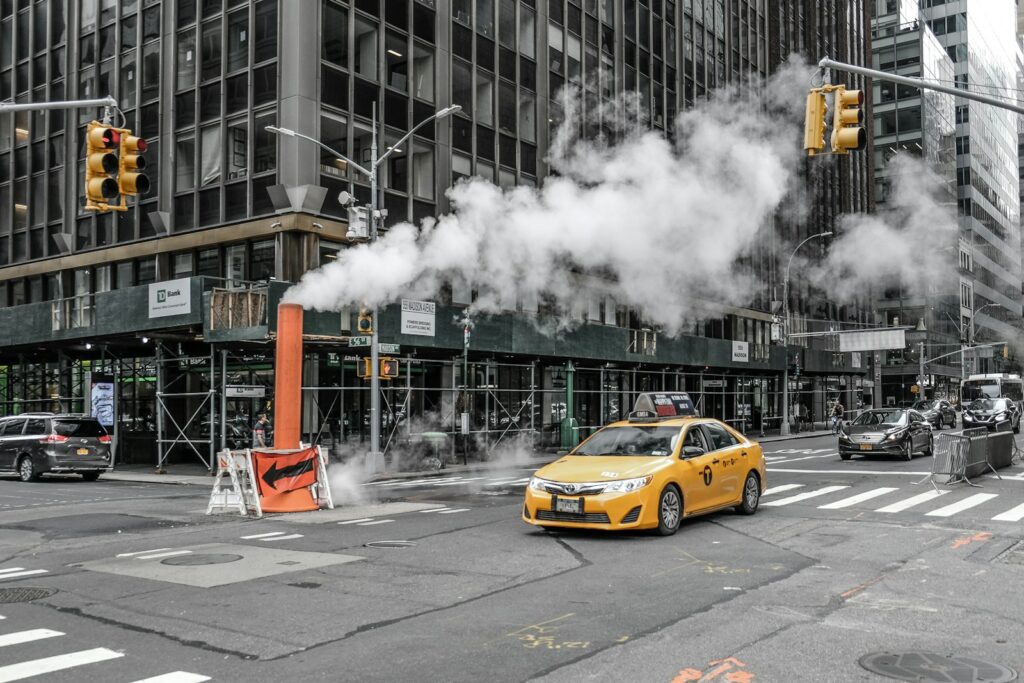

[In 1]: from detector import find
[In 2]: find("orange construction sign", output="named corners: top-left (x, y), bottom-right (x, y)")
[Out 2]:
top-left (254, 447), bottom-right (319, 495)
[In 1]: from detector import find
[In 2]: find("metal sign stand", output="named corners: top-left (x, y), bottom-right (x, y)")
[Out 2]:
top-left (207, 449), bottom-right (262, 517)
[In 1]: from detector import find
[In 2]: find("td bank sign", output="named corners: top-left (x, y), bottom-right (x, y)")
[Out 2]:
top-left (148, 277), bottom-right (192, 318)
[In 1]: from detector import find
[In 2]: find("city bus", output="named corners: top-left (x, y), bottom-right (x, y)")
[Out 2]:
top-left (961, 374), bottom-right (1024, 405)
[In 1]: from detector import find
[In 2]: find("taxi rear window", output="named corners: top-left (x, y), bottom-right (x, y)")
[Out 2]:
top-left (573, 426), bottom-right (681, 457)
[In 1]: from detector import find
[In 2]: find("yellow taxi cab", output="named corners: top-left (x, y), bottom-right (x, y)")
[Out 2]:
top-left (523, 392), bottom-right (766, 536)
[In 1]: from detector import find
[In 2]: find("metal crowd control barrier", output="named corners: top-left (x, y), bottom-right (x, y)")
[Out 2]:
top-left (962, 427), bottom-right (999, 486)
top-left (919, 433), bottom-right (969, 491)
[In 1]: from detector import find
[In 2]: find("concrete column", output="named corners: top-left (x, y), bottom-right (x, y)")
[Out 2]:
top-left (278, 1), bottom-right (320, 188)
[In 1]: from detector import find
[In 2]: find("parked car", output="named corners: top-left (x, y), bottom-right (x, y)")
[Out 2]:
top-left (911, 399), bottom-right (957, 430)
top-left (838, 408), bottom-right (933, 461)
top-left (962, 398), bottom-right (1021, 433)
top-left (0, 413), bottom-right (112, 482)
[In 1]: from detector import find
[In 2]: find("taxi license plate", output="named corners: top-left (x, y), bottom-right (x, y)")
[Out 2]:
top-left (553, 496), bottom-right (582, 514)
top-left (77, 448), bottom-right (89, 455)
top-left (859, 444), bottom-right (873, 451)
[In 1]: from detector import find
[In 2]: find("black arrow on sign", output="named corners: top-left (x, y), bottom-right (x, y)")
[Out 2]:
top-left (262, 456), bottom-right (316, 491)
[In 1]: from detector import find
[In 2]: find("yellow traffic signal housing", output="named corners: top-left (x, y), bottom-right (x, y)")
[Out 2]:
top-left (119, 134), bottom-right (150, 197)
top-left (380, 357), bottom-right (399, 380)
top-left (356, 308), bottom-right (374, 334)
top-left (357, 357), bottom-right (373, 379)
top-left (831, 86), bottom-right (866, 154)
top-left (1003, 344), bottom-right (1010, 359)
top-left (803, 88), bottom-right (827, 156)
top-left (85, 122), bottom-right (120, 210)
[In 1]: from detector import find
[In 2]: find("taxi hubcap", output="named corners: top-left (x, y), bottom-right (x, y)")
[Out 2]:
top-left (661, 490), bottom-right (680, 528)
top-left (745, 477), bottom-right (758, 507)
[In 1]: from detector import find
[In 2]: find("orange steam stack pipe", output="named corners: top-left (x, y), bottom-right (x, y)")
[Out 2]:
top-left (274, 303), bottom-right (304, 450)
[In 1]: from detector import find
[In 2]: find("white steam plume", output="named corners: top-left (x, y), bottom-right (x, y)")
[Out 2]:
top-left (283, 59), bottom-right (814, 333)
top-left (809, 154), bottom-right (958, 301)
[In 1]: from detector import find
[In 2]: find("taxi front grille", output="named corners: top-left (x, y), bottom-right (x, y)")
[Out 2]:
top-left (540, 482), bottom-right (606, 496)
top-left (620, 506), bottom-right (642, 524)
top-left (536, 510), bottom-right (611, 524)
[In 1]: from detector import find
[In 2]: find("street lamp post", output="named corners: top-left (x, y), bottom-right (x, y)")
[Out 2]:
top-left (266, 103), bottom-right (461, 470)
top-left (780, 231), bottom-right (833, 436)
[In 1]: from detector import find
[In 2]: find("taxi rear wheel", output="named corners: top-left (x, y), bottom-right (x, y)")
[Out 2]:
top-left (735, 472), bottom-right (760, 515)
top-left (656, 485), bottom-right (682, 536)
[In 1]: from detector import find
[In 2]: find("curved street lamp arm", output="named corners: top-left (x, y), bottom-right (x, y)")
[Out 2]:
top-left (265, 126), bottom-right (373, 178)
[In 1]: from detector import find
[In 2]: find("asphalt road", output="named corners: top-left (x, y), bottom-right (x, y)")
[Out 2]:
top-left (1, 429), bottom-right (1023, 682)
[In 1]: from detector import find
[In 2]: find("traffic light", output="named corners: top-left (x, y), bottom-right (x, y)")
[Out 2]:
top-left (357, 357), bottom-right (373, 379)
top-left (1003, 344), bottom-right (1009, 359)
top-left (803, 88), bottom-right (827, 156)
top-left (85, 122), bottom-right (120, 210)
top-left (356, 308), bottom-right (374, 334)
top-left (118, 133), bottom-right (150, 198)
top-left (346, 206), bottom-right (370, 240)
top-left (830, 86), bottom-right (866, 154)
top-left (380, 357), bottom-right (399, 380)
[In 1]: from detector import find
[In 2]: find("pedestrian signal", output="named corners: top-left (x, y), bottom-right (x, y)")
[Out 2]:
top-left (357, 357), bottom-right (373, 379)
top-left (380, 357), bottom-right (399, 380)
top-left (831, 86), bottom-right (866, 154)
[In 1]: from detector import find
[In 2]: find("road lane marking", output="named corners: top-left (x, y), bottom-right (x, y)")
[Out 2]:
top-left (437, 508), bottom-right (470, 514)
top-left (0, 648), bottom-right (124, 682)
top-left (762, 486), bottom-right (849, 507)
top-left (135, 550), bottom-right (193, 560)
top-left (768, 468), bottom-right (931, 476)
top-left (130, 673), bottom-right (211, 683)
top-left (992, 502), bottom-right (1024, 522)
top-left (116, 548), bottom-right (172, 558)
top-left (432, 477), bottom-right (486, 486)
top-left (0, 629), bottom-right (64, 647)
top-left (876, 489), bottom-right (947, 513)
top-left (0, 568), bottom-right (26, 574)
top-left (417, 507), bottom-right (451, 513)
top-left (0, 570), bottom-right (48, 581)
top-left (769, 453), bottom-right (840, 465)
top-left (818, 487), bottom-right (899, 510)
top-left (338, 518), bottom-right (374, 525)
top-left (925, 493), bottom-right (1000, 518)
top-left (762, 484), bottom-right (803, 496)
top-left (260, 533), bottom-right (304, 541)
top-left (357, 520), bottom-right (395, 526)
top-left (240, 531), bottom-right (287, 539)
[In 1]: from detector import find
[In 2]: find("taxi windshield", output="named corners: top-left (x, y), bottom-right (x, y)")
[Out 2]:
top-left (572, 425), bottom-right (681, 457)
top-left (853, 410), bottom-right (907, 427)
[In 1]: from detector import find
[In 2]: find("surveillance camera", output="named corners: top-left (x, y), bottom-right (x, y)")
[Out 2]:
top-left (312, 222), bottom-right (324, 230)
top-left (270, 221), bottom-right (282, 229)
top-left (346, 228), bottom-right (357, 240)
top-left (338, 191), bottom-right (353, 206)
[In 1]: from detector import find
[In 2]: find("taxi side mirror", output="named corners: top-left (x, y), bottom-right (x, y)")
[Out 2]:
top-left (682, 445), bottom-right (705, 458)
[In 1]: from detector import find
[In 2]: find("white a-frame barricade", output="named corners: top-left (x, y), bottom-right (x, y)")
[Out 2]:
top-left (207, 449), bottom-right (263, 517)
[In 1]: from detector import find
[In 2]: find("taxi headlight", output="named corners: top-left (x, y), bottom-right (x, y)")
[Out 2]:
top-left (528, 476), bottom-right (549, 492)
top-left (602, 475), bottom-right (653, 493)
top-left (883, 428), bottom-right (907, 443)
top-left (996, 412), bottom-right (1008, 420)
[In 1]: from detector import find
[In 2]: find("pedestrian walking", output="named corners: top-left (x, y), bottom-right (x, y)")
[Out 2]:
top-left (253, 413), bottom-right (271, 449)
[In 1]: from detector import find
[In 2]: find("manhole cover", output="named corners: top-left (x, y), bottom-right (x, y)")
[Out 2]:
top-left (859, 652), bottom-right (1017, 682)
top-left (0, 587), bottom-right (57, 604)
top-left (365, 540), bottom-right (417, 549)
top-left (161, 553), bottom-right (244, 566)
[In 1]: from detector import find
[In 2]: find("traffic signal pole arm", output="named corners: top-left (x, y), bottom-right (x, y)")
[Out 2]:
top-left (0, 95), bottom-right (118, 114)
top-left (818, 57), bottom-right (1024, 116)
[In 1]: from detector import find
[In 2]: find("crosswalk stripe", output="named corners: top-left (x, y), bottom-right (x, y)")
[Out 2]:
top-left (0, 568), bottom-right (26, 575)
top-left (818, 487), bottom-right (899, 510)
top-left (0, 629), bottom-right (64, 648)
top-left (130, 673), bottom-right (211, 683)
top-left (260, 533), bottom-right (304, 541)
top-left (338, 518), bottom-right (374, 525)
top-left (925, 493), bottom-right (1000, 518)
top-left (437, 508), bottom-right (470, 514)
top-left (876, 489), bottom-right (947, 513)
top-left (417, 507), bottom-right (450, 513)
top-left (116, 548), bottom-right (172, 558)
top-left (240, 531), bottom-right (286, 539)
top-left (763, 484), bottom-right (803, 497)
top-left (0, 648), bottom-right (124, 682)
top-left (992, 502), bottom-right (1024, 522)
top-left (0, 570), bottom-right (48, 581)
top-left (432, 477), bottom-right (486, 486)
top-left (357, 520), bottom-right (394, 526)
top-left (390, 477), bottom-right (464, 487)
top-left (762, 486), bottom-right (849, 507)
top-left (135, 550), bottom-right (192, 560)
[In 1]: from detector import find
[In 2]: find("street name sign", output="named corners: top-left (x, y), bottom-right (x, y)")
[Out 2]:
top-left (349, 336), bottom-right (371, 347)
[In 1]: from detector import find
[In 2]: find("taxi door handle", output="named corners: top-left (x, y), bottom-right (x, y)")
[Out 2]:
top-left (712, 458), bottom-right (720, 464)
top-left (741, 451), bottom-right (748, 457)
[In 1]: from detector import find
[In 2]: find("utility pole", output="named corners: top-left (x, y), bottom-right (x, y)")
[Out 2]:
top-left (918, 340), bottom-right (926, 402)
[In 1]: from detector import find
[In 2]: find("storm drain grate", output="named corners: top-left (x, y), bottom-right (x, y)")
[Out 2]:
top-left (0, 587), bottom-right (57, 604)
top-left (859, 651), bottom-right (1017, 682)
top-left (161, 553), bottom-right (243, 566)
top-left (365, 540), bottom-right (417, 549)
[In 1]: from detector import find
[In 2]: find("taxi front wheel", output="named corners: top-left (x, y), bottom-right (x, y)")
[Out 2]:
top-left (656, 485), bottom-right (682, 536)
top-left (735, 472), bottom-right (760, 515)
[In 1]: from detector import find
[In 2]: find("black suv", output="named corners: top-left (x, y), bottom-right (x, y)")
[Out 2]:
top-left (0, 413), bottom-right (113, 482)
